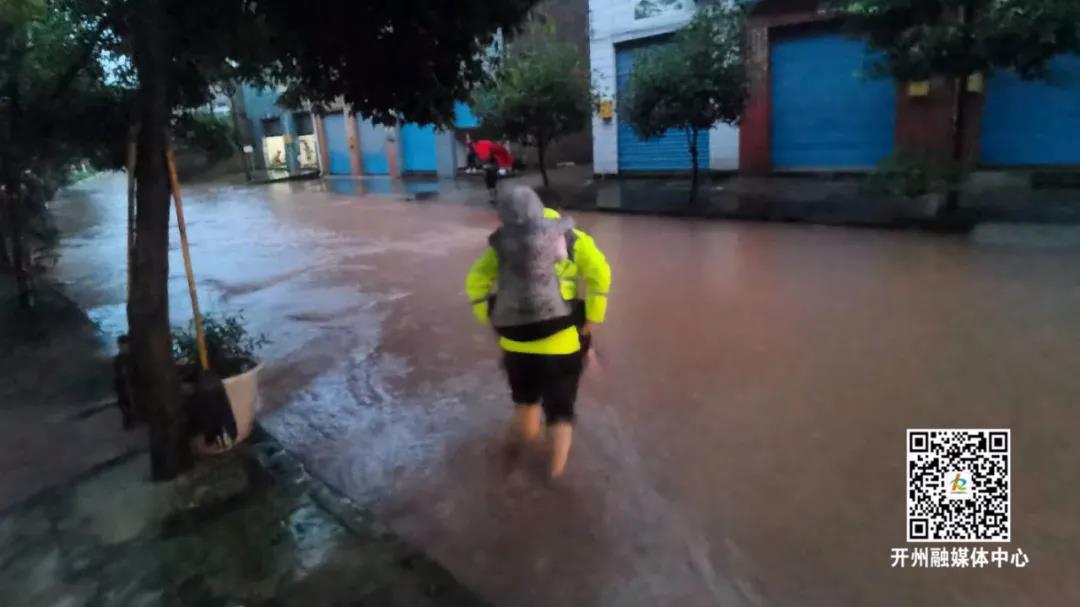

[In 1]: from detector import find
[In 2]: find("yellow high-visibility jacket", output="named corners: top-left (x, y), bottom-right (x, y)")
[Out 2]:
top-left (465, 209), bottom-right (612, 355)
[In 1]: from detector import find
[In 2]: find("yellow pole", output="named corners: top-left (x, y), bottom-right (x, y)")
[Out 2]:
top-left (165, 148), bottom-right (210, 372)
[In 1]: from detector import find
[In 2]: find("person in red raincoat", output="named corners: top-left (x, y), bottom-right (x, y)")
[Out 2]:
top-left (472, 139), bottom-right (513, 169)
top-left (470, 139), bottom-right (513, 203)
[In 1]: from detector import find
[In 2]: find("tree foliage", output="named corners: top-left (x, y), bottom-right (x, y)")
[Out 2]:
top-left (620, 2), bottom-right (748, 198)
top-left (174, 112), bottom-right (235, 163)
top-left (1, 0), bottom-right (130, 305)
top-left (71, 0), bottom-right (540, 126)
top-left (0, 0), bottom-right (47, 22)
top-left (1, 2), bottom-right (129, 174)
top-left (473, 28), bottom-right (593, 186)
top-left (173, 313), bottom-right (268, 378)
top-left (840, 0), bottom-right (1080, 80)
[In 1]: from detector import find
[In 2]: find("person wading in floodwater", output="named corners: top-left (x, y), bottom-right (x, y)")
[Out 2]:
top-left (465, 186), bottom-right (612, 479)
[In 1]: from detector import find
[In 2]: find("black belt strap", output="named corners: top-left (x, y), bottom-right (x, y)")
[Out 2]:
top-left (494, 314), bottom-right (576, 342)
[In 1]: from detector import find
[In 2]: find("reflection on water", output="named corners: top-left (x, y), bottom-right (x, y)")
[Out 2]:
top-left (325, 177), bottom-right (358, 195)
top-left (85, 303), bottom-right (128, 352)
top-left (402, 180), bottom-right (441, 195)
top-left (364, 177), bottom-right (395, 195)
top-left (317, 176), bottom-right (441, 197)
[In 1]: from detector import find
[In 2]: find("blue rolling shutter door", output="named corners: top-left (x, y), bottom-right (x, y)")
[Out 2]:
top-left (358, 120), bottom-right (389, 175)
top-left (981, 55), bottom-right (1080, 166)
top-left (323, 112), bottom-right (352, 175)
top-left (616, 41), bottom-right (709, 172)
top-left (401, 123), bottom-right (438, 173)
top-left (770, 33), bottom-right (896, 169)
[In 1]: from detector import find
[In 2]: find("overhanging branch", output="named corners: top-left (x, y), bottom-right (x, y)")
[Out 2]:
top-left (49, 17), bottom-right (110, 103)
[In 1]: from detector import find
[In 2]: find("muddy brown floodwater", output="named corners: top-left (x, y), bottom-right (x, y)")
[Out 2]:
top-left (53, 174), bottom-right (1080, 606)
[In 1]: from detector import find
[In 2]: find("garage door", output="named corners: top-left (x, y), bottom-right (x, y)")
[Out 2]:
top-left (358, 119), bottom-right (389, 175)
top-left (981, 55), bottom-right (1080, 166)
top-left (770, 33), bottom-right (896, 170)
top-left (400, 123), bottom-right (437, 173)
top-left (323, 112), bottom-right (352, 175)
top-left (616, 40), bottom-right (709, 172)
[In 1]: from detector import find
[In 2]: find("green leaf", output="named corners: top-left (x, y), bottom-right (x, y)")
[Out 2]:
top-left (0, 0), bottom-right (45, 24)
top-left (620, 4), bottom-right (748, 138)
top-left (835, 0), bottom-right (1080, 79)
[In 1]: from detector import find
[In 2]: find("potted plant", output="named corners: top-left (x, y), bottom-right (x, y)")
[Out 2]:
top-left (172, 313), bottom-right (268, 454)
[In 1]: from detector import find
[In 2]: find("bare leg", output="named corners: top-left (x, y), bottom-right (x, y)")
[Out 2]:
top-left (507, 403), bottom-right (542, 445)
top-left (549, 421), bottom-right (573, 479)
top-left (503, 403), bottom-right (540, 451)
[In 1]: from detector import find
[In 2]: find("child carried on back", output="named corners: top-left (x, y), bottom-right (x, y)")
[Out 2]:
top-left (487, 187), bottom-right (575, 341)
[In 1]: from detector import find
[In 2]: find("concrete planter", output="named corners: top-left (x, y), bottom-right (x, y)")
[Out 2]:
top-left (189, 363), bottom-right (263, 456)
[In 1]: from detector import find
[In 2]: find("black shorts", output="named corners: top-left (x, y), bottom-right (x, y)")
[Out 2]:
top-left (503, 351), bottom-right (584, 424)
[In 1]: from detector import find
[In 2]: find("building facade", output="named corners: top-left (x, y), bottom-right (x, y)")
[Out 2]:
top-left (239, 86), bottom-right (322, 174)
top-left (589, 0), bottom-right (741, 175)
top-left (741, 0), bottom-right (1080, 174)
top-left (238, 85), bottom-right (477, 178)
top-left (590, 0), bottom-right (1080, 176)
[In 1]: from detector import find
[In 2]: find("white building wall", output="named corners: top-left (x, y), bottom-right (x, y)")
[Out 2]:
top-left (589, 0), bottom-right (740, 174)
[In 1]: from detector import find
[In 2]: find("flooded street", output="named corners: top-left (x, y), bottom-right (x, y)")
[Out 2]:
top-left (52, 173), bottom-right (1080, 606)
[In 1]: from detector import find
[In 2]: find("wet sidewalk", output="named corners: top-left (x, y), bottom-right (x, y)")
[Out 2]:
top-left (0, 430), bottom-right (485, 607)
top-left (0, 276), bottom-right (482, 606)
top-left (583, 172), bottom-right (1080, 227)
top-left (323, 165), bottom-right (1080, 228)
top-left (0, 278), bottom-right (141, 511)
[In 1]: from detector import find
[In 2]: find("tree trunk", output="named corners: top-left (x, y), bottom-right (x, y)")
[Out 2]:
top-left (944, 74), bottom-right (968, 216)
top-left (943, 4), bottom-right (970, 218)
top-left (1, 68), bottom-right (30, 305)
top-left (1, 176), bottom-right (31, 309)
top-left (0, 226), bottom-right (9, 267)
top-left (537, 139), bottom-right (549, 187)
top-left (8, 196), bottom-right (31, 309)
top-left (689, 129), bottom-right (700, 204)
top-left (228, 93), bottom-right (252, 182)
top-left (131, 0), bottom-right (191, 480)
